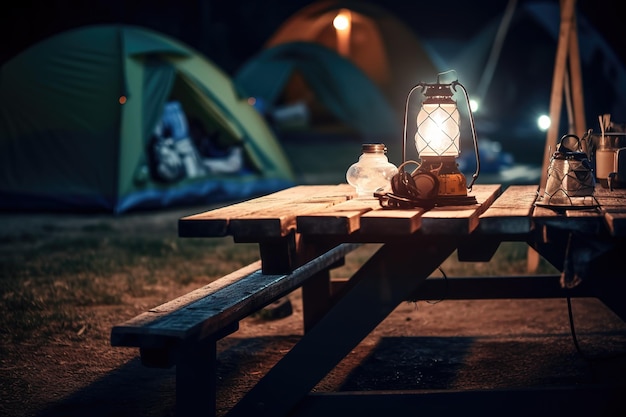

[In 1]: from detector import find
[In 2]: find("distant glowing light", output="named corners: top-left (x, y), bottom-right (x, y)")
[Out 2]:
top-left (247, 97), bottom-right (257, 106)
top-left (119, 95), bottom-right (127, 105)
top-left (537, 114), bottom-right (551, 131)
top-left (469, 99), bottom-right (479, 113)
top-left (333, 12), bottom-right (350, 31)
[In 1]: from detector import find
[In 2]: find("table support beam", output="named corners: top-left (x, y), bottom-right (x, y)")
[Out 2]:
top-left (225, 238), bottom-right (460, 417)
top-left (408, 274), bottom-right (590, 301)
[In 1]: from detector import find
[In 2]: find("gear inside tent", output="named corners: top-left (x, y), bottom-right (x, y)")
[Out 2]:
top-left (0, 24), bottom-right (295, 213)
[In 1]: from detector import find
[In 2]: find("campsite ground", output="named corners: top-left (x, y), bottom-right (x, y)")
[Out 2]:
top-left (2, 203), bottom-right (626, 417)
top-left (1, 138), bottom-right (626, 416)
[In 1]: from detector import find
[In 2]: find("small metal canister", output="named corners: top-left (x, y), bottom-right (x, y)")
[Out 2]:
top-left (543, 134), bottom-right (595, 204)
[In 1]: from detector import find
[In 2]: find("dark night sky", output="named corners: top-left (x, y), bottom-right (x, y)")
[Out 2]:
top-left (1, 0), bottom-right (624, 72)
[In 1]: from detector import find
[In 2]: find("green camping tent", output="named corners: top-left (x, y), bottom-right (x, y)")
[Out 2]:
top-left (234, 42), bottom-right (402, 140)
top-left (0, 24), bottom-right (295, 213)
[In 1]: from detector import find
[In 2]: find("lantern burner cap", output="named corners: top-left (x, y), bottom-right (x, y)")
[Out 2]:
top-left (423, 82), bottom-right (454, 99)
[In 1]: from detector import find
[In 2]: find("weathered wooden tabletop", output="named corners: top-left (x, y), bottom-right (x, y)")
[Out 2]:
top-left (178, 184), bottom-right (502, 240)
top-left (179, 183), bottom-right (626, 240)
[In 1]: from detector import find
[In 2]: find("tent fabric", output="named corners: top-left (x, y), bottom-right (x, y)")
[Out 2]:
top-left (0, 24), bottom-right (295, 213)
top-left (264, 0), bottom-right (439, 111)
top-left (234, 41), bottom-right (401, 140)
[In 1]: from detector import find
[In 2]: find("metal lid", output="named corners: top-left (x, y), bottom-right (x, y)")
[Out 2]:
top-left (361, 143), bottom-right (387, 153)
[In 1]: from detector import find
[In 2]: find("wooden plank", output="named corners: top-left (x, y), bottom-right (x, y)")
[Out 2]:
top-left (178, 185), bottom-right (355, 238)
top-left (531, 200), bottom-right (605, 234)
top-left (359, 207), bottom-right (425, 235)
top-left (110, 261), bottom-right (264, 345)
top-left (150, 261), bottom-right (262, 314)
top-left (111, 243), bottom-right (359, 347)
top-left (593, 186), bottom-right (626, 207)
top-left (178, 189), bottom-right (308, 237)
top-left (296, 198), bottom-right (382, 235)
top-left (594, 186), bottom-right (626, 234)
top-left (409, 274), bottom-right (590, 300)
top-left (420, 184), bottom-right (501, 235)
top-left (356, 185), bottom-right (501, 237)
top-left (478, 185), bottom-right (537, 234)
top-left (595, 195), bottom-right (626, 208)
top-left (229, 185), bottom-right (357, 239)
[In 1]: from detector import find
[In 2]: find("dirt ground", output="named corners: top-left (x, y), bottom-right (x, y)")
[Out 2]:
top-left (2, 208), bottom-right (626, 417)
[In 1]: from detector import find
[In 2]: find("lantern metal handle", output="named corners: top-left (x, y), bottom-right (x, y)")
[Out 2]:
top-left (451, 80), bottom-right (480, 191)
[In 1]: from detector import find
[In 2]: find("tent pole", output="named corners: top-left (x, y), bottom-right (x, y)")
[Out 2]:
top-left (475, 0), bottom-right (518, 101)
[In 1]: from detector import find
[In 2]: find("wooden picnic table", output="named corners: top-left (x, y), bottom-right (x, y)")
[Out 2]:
top-left (176, 183), bottom-right (626, 417)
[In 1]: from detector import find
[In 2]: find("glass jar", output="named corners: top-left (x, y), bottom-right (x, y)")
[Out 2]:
top-left (346, 143), bottom-right (398, 197)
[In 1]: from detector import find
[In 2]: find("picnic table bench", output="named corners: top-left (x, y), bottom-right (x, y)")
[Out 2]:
top-left (111, 183), bottom-right (626, 417)
top-left (110, 240), bottom-right (359, 416)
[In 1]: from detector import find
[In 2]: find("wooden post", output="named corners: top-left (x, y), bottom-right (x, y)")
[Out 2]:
top-left (532, 0), bottom-right (586, 273)
top-left (568, 10), bottom-right (586, 137)
top-left (539, 0), bottom-right (577, 193)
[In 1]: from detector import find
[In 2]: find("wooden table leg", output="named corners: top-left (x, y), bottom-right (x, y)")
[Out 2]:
top-left (301, 269), bottom-right (332, 333)
top-left (225, 238), bottom-right (460, 417)
top-left (176, 339), bottom-right (217, 417)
